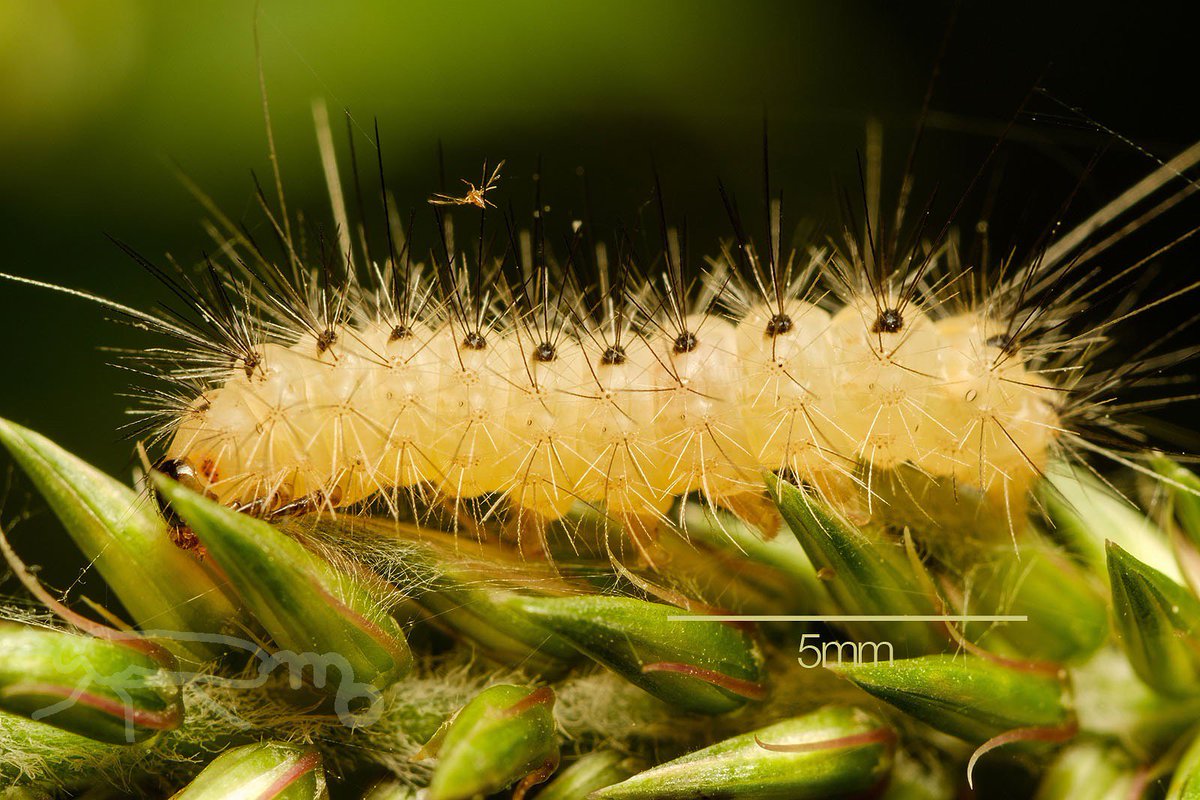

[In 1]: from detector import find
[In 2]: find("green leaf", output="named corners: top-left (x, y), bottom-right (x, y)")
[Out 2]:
top-left (594, 705), bottom-right (893, 799)
top-left (506, 594), bottom-right (764, 714)
top-left (0, 418), bottom-right (237, 663)
top-left (425, 684), bottom-right (559, 800)
top-left (1107, 541), bottom-right (1200, 697)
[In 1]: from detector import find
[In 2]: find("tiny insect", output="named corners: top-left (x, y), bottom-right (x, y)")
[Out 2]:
top-left (429, 159), bottom-right (506, 208)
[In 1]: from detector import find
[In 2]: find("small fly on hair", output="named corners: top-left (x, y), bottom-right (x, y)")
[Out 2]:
top-left (429, 160), bottom-right (506, 208)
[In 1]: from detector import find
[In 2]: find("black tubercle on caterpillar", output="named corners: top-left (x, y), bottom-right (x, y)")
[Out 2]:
top-left (462, 331), bottom-right (488, 350)
top-left (673, 331), bottom-right (699, 353)
top-left (872, 308), bottom-right (904, 334)
top-left (765, 313), bottom-right (793, 337)
top-left (533, 341), bottom-right (557, 362)
top-left (601, 345), bottom-right (627, 365)
top-left (316, 328), bottom-right (338, 352)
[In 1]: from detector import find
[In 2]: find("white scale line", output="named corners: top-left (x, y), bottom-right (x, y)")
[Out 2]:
top-left (667, 615), bottom-right (1028, 622)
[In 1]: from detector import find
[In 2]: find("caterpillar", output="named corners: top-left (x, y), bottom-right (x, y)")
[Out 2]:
top-left (5, 100), bottom-right (1200, 558)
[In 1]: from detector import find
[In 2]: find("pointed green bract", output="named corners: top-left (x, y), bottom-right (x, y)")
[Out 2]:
top-left (0, 623), bottom-right (182, 745)
top-left (834, 654), bottom-right (1070, 745)
top-left (535, 750), bottom-right (639, 800)
top-left (1107, 540), bottom-right (1200, 697)
top-left (506, 594), bottom-right (764, 714)
top-left (304, 517), bottom-right (580, 677)
top-left (152, 474), bottom-right (413, 708)
top-left (283, 516), bottom-right (581, 680)
top-left (0, 418), bottom-right (237, 663)
top-left (425, 684), bottom-right (559, 800)
top-left (766, 474), bottom-right (943, 655)
top-left (171, 742), bottom-right (327, 800)
top-left (594, 705), bottom-right (892, 799)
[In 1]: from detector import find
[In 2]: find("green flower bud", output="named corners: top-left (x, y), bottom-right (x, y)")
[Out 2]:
top-left (152, 475), bottom-right (412, 717)
top-left (424, 684), bottom-right (559, 800)
top-left (171, 742), bottom-right (327, 799)
top-left (594, 705), bottom-right (893, 799)
top-left (766, 474), bottom-right (944, 656)
top-left (834, 654), bottom-right (1071, 745)
top-left (0, 623), bottom-right (181, 744)
top-left (0, 418), bottom-right (238, 664)
top-left (506, 594), bottom-right (764, 714)
top-left (534, 750), bottom-right (640, 800)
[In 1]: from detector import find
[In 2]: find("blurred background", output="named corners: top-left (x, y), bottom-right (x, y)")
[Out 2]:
top-left (2, 0), bottom-right (1198, 592)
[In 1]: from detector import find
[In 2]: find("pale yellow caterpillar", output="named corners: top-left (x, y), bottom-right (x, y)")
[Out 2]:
top-left (141, 161), bottom-right (1063, 529)
top-left (6, 104), bottom-right (1200, 558)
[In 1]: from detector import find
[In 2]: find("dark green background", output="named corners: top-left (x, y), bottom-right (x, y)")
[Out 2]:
top-left (1, 1), bottom-right (1196, 593)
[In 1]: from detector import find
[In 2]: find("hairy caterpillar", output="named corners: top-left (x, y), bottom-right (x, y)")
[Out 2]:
top-left (5, 99), bottom-right (1199, 558)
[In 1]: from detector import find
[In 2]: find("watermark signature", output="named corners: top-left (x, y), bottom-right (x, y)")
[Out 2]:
top-left (23, 630), bottom-right (387, 743)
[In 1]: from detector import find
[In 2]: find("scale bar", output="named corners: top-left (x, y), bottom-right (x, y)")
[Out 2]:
top-left (667, 614), bottom-right (1028, 623)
